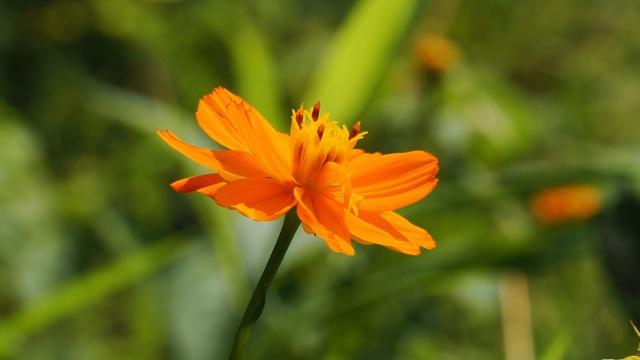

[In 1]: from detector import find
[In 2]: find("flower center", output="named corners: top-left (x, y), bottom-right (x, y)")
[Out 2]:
top-left (290, 103), bottom-right (364, 196)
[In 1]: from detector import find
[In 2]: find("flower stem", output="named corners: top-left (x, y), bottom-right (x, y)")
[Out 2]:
top-left (228, 209), bottom-right (301, 360)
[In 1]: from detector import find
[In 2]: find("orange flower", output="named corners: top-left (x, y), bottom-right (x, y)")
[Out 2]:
top-left (158, 87), bottom-right (439, 255)
top-left (415, 34), bottom-right (459, 72)
top-left (530, 184), bottom-right (601, 225)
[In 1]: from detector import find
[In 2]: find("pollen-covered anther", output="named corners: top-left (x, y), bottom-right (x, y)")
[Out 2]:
top-left (349, 121), bottom-right (361, 140)
top-left (317, 123), bottom-right (325, 140)
top-left (312, 101), bottom-right (321, 122)
top-left (295, 107), bottom-right (304, 129)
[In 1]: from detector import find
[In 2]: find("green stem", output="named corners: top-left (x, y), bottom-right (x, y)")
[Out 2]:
top-left (228, 209), bottom-right (301, 360)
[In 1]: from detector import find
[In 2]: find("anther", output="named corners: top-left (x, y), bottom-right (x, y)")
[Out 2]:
top-left (317, 123), bottom-right (325, 140)
top-left (312, 101), bottom-right (321, 122)
top-left (349, 121), bottom-right (361, 140)
top-left (295, 107), bottom-right (304, 129)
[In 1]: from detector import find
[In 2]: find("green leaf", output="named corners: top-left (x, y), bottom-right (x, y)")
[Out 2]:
top-left (229, 19), bottom-right (286, 131)
top-left (0, 237), bottom-right (197, 358)
top-left (305, 0), bottom-right (421, 124)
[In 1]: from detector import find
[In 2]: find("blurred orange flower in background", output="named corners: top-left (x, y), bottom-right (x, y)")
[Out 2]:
top-left (415, 33), bottom-right (460, 73)
top-left (529, 184), bottom-right (602, 225)
top-left (158, 87), bottom-right (439, 255)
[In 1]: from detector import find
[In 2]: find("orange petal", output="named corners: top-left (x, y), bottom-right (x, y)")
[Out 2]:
top-left (345, 211), bottom-right (421, 255)
top-left (214, 178), bottom-right (296, 221)
top-left (158, 129), bottom-right (220, 170)
top-left (314, 162), bottom-right (347, 193)
top-left (379, 211), bottom-right (435, 250)
top-left (196, 87), bottom-right (252, 152)
top-left (293, 188), bottom-right (355, 255)
top-left (348, 148), bottom-right (365, 161)
top-left (170, 173), bottom-right (226, 193)
top-left (349, 151), bottom-right (438, 211)
top-left (157, 129), bottom-right (269, 180)
top-left (197, 183), bottom-right (227, 198)
top-left (211, 151), bottom-right (271, 181)
top-left (196, 87), bottom-right (293, 182)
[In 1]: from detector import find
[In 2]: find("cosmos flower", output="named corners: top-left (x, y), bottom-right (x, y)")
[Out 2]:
top-left (158, 87), bottom-right (439, 255)
top-left (415, 33), bottom-right (459, 73)
top-left (530, 184), bottom-right (601, 225)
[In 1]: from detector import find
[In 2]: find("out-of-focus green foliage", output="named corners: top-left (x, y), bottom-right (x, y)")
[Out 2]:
top-left (2, 0), bottom-right (640, 359)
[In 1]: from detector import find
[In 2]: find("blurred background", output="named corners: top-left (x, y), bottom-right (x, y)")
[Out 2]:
top-left (2, 0), bottom-right (640, 359)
